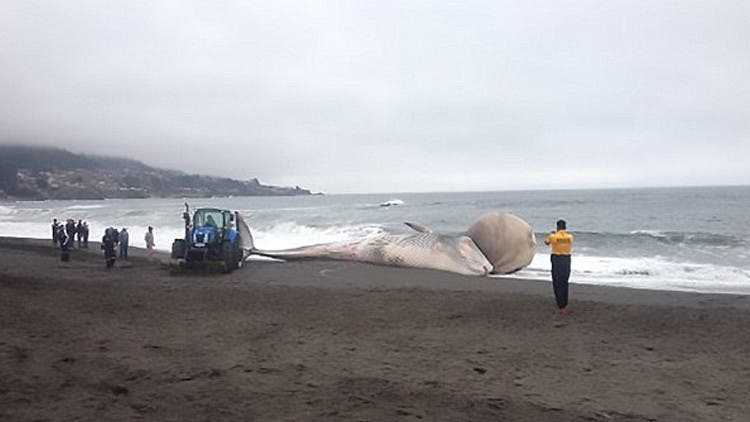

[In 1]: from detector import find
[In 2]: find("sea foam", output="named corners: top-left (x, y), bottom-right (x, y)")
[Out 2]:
top-left (500, 253), bottom-right (750, 295)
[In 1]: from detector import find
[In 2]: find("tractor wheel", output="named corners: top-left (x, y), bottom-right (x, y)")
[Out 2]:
top-left (171, 239), bottom-right (186, 259)
top-left (222, 240), bottom-right (234, 273)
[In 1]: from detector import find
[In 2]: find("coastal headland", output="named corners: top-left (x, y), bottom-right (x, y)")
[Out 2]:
top-left (1, 237), bottom-right (749, 421)
top-left (0, 145), bottom-right (314, 200)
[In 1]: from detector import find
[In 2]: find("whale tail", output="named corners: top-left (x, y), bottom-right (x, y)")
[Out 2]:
top-left (236, 213), bottom-right (255, 252)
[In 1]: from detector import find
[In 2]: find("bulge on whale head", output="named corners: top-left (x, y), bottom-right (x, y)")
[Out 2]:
top-left (464, 212), bottom-right (536, 274)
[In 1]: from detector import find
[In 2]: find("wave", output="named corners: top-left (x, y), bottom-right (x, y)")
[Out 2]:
top-left (121, 209), bottom-right (151, 217)
top-left (380, 199), bottom-right (404, 207)
top-left (241, 206), bottom-right (328, 213)
top-left (0, 221), bottom-right (54, 240)
top-left (0, 205), bottom-right (15, 216)
top-left (355, 199), bottom-right (406, 210)
top-left (534, 230), bottom-right (746, 248)
top-left (66, 204), bottom-right (106, 210)
top-left (627, 230), bottom-right (743, 246)
top-left (250, 222), bottom-right (385, 250)
top-left (500, 253), bottom-right (750, 295)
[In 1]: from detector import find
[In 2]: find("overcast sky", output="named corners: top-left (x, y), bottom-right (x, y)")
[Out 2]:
top-left (1, 1), bottom-right (748, 193)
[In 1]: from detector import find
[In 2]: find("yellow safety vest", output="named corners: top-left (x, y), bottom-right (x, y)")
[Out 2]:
top-left (546, 230), bottom-right (573, 255)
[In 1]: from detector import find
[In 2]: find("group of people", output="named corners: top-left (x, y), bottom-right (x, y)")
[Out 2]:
top-left (100, 226), bottom-right (156, 268)
top-left (52, 219), bottom-right (89, 250)
top-left (52, 218), bottom-right (89, 261)
top-left (100, 227), bottom-right (131, 268)
top-left (51, 218), bottom-right (156, 268)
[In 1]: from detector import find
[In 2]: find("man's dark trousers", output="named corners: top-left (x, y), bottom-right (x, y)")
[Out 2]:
top-left (551, 254), bottom-right (571, 308)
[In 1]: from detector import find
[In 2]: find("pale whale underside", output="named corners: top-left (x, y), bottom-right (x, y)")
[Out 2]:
top-left (237, 212), bottom-right (536, 276)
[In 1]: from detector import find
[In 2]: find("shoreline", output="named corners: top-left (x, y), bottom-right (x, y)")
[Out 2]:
top-left (2, 235), bottom-right (748, 308)
top-left (2, 236), bottom-right (750, 421)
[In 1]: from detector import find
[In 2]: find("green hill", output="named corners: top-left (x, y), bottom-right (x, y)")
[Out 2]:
top-left (0, 145), bottom-right (313, 200)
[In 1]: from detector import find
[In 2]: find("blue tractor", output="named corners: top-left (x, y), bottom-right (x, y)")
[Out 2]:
top-left (171, 204), bottom-right (246, 272)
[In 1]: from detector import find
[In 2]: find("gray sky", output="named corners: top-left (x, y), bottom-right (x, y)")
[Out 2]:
top-left (2, 1), bottom-right (749, 193)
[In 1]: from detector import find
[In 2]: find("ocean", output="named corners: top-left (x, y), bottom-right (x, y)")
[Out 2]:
top-left (1, 186), bottom-right (749, 295)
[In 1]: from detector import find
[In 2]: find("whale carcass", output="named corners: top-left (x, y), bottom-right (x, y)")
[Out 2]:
top-left (238, 212), bottom-right (536, 276)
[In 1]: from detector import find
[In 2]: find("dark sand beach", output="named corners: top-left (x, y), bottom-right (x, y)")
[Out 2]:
top-left (1, 236), bottom-right (749, 421)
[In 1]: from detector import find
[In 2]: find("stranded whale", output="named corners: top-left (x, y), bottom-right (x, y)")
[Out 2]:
top-left (238, 212), bottom-right (536, 276)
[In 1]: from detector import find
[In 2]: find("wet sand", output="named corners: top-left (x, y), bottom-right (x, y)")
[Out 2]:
top-left (1, 236), bottom-right (749, 421)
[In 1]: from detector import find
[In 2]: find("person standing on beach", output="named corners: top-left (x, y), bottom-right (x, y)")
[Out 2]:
top-left (112, 227), bottom-right (120, 255)
top-left (102, 228), bottom-right (116, 269)
top-left (65, 219), bottom-right (76, 248)
top-left (52, 219), bottom-right (59, 245)
top-left (82, 222), bottom-right (89, 248)
top-left (119, 228), bottom-right (129, 260)
top-left (57, 224), bottom-right (71, 262)
top-left (145, 226), bottom-right (155, 261)
top-left (76, 220), bottom-right (84, 248)
top-left (545, 219), bottom-right (574, 315)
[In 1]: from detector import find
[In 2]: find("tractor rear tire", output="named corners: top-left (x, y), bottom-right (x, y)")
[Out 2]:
top-left (171, 239), bottom-right (186, 259)
top-left (222, 240), bottom-right (234, 273)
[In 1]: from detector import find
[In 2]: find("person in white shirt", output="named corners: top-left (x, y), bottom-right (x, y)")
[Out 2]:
top-left (144, 226), bottom-right (155, 261)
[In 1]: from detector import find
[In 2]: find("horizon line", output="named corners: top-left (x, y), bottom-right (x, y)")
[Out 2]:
top-left (321, 183), bottom-right (750, 196)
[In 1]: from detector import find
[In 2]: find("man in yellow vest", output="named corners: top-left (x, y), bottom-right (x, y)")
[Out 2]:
top-left (545, 219), bottom-right (574, 315)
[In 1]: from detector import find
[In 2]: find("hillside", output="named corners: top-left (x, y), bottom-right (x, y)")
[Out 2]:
top-left (0, 145), bottom-right (313, 200)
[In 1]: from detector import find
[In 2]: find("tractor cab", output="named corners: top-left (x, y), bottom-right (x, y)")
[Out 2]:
top-left (190, 208), bottom-right (233, 246)
top-left (193, 208), bottom-right (231, 229)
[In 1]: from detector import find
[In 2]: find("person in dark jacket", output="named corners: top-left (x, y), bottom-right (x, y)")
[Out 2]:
top-left (58, 225), bottom-right (71, 262)
top-left (112, 228), bottom-right (120, 256)
top-left (66, 219), bottom-right (76, 248)
top-left (52, 218), bottom-right (60, 245)
top-left (102, 228), bottom-right (117, 269)
top-left (76, 220), bottom-right (84, 248)
top-left (82, 222), bottom-right (89, 248)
